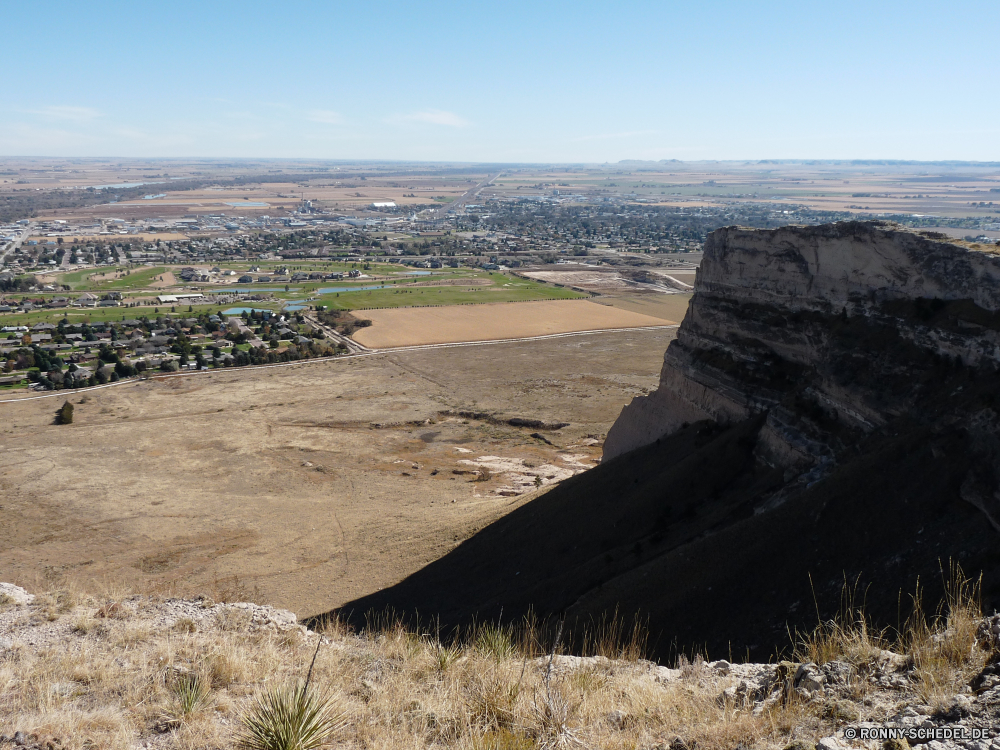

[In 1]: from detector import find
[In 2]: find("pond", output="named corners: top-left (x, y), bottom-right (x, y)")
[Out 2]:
top-left (221, 307), bottom-right (272, 315)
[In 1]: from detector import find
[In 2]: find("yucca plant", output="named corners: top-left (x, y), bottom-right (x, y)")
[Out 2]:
top-left (476, 622), bottom-right (516, 660)
top-left (174, 672), bottom-right (211, 716)
top-left (158, 672), bottom-right (211, 729)
top-left (237, 682), bottom-right (344, 750)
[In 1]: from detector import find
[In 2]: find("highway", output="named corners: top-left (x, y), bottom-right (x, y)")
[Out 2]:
top-left (0, 222), bottom-right (33, 269)
top-left (419, 172), bottom-right (500, 219)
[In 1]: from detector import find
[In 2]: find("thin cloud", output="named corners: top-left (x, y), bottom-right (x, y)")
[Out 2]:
top-left (308, 110), bottom-right (344, 125)
top-left (572, 129), bottom-right (659, 142)
top-left (22, 105), bottom-right (102, 121)
top-left (398, 109), bottom-right (469, 127)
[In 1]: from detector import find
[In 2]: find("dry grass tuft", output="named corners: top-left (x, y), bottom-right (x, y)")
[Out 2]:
top-left (2, 568), bottom-right (993, 750)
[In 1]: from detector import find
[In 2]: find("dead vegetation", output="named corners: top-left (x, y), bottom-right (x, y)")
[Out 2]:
top-left (1, 565), bottom-right (997, 750)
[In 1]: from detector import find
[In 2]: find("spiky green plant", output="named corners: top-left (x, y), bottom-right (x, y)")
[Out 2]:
top-left (173, 672), bottom-right (211, 716)
top-left (237, 683), bottom-right (344, 750)
top-left (476, 623), bottom-right (516, 660)
top-left (158, 672), bottom-right (211, 729)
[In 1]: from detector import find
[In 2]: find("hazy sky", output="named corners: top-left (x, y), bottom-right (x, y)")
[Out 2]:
top-left (4, 0), bottom-right (997, 162)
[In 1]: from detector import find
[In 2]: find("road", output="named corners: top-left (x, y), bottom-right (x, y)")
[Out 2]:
top-left (419, 172), bottom-right (501, 219)
top-left (302, 311), bottom-right (370, 353)
top-left (0, 222), bottom-right (33, 269)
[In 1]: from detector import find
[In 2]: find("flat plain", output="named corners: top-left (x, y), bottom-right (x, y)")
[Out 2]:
top-left (351, 299), bottom-right (673, 348)
top-left (0, 327), bottom-right (677, 617)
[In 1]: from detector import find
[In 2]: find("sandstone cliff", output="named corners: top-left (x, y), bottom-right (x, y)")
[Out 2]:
top-left (605, 223), bottom-right (1000, 483)
top-left (340, 222), bottom-right (1000, 660)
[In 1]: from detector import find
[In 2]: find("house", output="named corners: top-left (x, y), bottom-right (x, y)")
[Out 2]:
top-left (31, 322), bottom-right (57, 331)
top-left (238, 275), bottom-right (253, 283)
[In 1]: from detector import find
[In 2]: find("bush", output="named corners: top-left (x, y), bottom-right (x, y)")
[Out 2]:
top-left (56, 400), bottom-right (74, 425)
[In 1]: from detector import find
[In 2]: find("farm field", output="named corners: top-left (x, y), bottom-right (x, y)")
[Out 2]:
top-left (352, 299), bottom-right (673, 348)
top-left (0, 268), bottom-right (586, 329)
top-left (317, 274), bottom-right (584, 311)
top-left (592, 291), bottom-right (693, 321)
top-left (0, 327), bottom-right (676, 617)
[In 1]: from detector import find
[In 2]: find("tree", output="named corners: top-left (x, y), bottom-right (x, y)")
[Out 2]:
top-left (56, 400), bottom-right (73, 425)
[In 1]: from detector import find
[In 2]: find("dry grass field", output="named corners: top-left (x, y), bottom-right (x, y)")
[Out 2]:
top-left (0, 573), bottom-right (989, 750)
top-left (351, 300), bottom-right (672, 349)
top-left (0, 329), bottom-right (676, 619)
top-left (591, 292), bottom-right (693, 322)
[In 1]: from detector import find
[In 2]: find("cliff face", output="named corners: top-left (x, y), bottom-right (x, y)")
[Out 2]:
top-left (339, 222), bottom-right (1000, 660)
top-left (605, 223), bottom-right (1000, 483)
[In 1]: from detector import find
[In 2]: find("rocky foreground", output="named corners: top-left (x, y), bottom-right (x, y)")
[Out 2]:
top-left (3, 582), bottom-right (1000, 749)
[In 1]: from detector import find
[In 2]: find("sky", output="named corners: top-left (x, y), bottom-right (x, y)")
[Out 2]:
top-left (3, 0), bottom-right (998, 162)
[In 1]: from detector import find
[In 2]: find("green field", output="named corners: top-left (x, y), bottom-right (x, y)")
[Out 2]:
top-left (98, 267), bottom-right (169, 290)
top-left (318, 276), bottom-right (584, 311)
top-left (59, 266), bottom-right (167, 291)
top-left (0, 271), bottom-right (581, 325)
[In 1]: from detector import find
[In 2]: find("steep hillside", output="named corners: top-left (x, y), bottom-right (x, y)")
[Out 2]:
top-left (336, 222), bottom-right (1000, 661)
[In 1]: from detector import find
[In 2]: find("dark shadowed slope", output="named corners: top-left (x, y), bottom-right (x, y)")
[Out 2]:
top-left (332, 224), bottom-right (1000, 661)
top-left (333, 411), bottom-right (999, 662)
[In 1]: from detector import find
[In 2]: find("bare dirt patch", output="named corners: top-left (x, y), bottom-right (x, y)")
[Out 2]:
top-left (352, 299), bottom-right (671, 349)
top-left (149, 271), bottom-right (176, 288)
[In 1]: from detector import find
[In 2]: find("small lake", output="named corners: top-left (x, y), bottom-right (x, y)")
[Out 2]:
top-left (403, 271), bottom-right (432, 276)
top-left (221, 307), bottom-right (272, 315)
top-left (283, 303), bottom-right (309, 311)
top-left (317, 285), bottom-right (386, 294)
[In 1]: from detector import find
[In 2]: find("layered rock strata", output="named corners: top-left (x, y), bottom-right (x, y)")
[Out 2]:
top-left (604, 222), bottom-right (1000, 481)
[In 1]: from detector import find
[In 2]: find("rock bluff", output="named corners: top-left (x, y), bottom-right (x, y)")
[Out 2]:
top-left (604, 222), bottom-right (1000, 483)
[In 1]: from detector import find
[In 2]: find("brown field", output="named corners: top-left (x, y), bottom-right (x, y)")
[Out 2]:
top-left (0, 328), bottom-right (675, 617)
top-left (592, 292), bottom-right (693, 321)
top-left (351, 299), bottom-right (673, 349)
